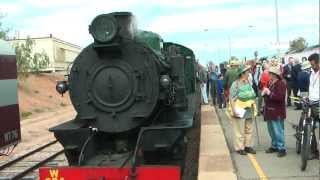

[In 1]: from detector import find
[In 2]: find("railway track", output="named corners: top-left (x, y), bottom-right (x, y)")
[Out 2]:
top-left (0, 140), bottom-right (64, 180)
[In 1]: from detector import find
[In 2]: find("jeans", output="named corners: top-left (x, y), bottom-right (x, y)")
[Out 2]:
top-left (201, 83), bottom-right (208, 104)
top-left (210, 80), bottom-right (217, 105)
top-left (217, 94), bottom-right (225, 108)
top-left (286, 81), bottom-right (293, 106)
top-left (267, 120), bottom-right (285, 150)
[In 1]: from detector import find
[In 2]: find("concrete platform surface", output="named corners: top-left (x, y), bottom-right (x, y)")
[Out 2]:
top-left (198, 105), bottom-right (237, 180)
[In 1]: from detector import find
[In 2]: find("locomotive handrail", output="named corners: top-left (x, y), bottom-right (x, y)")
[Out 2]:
top-left (78, 127), bottom-right (98, 166)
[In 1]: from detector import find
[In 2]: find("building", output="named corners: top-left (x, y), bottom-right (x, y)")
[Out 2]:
top-left (8, 35), bottom-right (82, 72)
top-left (284, 44), bottom-right (320, 63)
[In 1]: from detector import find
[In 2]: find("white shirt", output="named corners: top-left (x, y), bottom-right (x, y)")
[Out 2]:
top-left (308, 69), bottom-right (320, 101)
top-left (248, 73), bottom-right (253, 86)
top-left (253, 65), bottom-right (262, 85)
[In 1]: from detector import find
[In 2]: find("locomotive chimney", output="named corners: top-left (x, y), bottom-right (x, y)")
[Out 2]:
top-left (111, 12), bottom-right (137, 40)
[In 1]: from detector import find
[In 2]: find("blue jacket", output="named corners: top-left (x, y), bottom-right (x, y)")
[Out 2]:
top-left (297, 70), bottom-right (310, 92)
top-left (217, 79), bottom-right (224, 95)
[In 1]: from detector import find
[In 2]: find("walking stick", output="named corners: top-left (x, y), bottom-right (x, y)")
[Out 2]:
top-left (252, 105), bottom-right (261, 146)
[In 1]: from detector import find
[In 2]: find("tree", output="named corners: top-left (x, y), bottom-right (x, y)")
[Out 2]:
top-left (289, 37), bottom-right (308, 51)
top-left (14, 37), bottom-right (49, 78)
top-left (229, 56), bottom-right (238, 62)
top-left (0, 13), bottom-right (9, 40)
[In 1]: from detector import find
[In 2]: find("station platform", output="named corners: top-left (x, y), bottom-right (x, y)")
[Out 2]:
top-left (198, 105), bottom-right (237, 180)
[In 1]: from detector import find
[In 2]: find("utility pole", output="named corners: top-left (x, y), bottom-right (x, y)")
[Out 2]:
top-left (228, 35), bottom-right (231, 61)
top-left (274, 0), bottom-right (280, 58)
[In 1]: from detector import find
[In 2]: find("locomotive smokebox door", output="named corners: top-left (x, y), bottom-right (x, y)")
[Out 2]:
top-left (68, 12), bottom-right (160, 132)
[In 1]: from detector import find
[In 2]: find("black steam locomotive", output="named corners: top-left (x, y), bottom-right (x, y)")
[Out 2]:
top-left (52, 12), bottom-right (201, 180)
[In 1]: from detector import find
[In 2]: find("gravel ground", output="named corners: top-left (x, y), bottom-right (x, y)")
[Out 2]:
top-left (0, 106), bottom-right (75, 164)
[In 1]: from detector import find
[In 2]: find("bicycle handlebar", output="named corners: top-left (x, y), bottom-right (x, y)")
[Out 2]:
top-left (289, 96), bottom-right (320, 106)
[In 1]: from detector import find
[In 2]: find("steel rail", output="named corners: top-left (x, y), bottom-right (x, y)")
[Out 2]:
top-left (0, 140), bottom-right (58, 171)
top-left (10, 149), bottom-right (64, 180)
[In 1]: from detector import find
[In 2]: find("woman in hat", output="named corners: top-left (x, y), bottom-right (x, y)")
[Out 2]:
top-left (229, 64), bottom-right (257, 155)
top-left (262, 65), bottom-right (287, 157)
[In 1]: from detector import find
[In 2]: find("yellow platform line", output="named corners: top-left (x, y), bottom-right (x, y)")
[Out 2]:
top-left (225, 110), bottom-right (268, 180)
top-left (247, 154), bottom-right (268, 180)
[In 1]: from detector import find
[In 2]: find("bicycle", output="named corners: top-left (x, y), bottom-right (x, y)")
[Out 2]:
top-left (291, 96), bottom-right (319, 171)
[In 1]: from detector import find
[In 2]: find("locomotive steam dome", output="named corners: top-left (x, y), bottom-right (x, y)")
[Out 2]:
top-left (68, 13), bottom-right (160, 133)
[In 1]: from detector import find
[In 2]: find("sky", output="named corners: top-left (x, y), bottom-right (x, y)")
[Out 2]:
top-left (0, 0), bottom-right (319, 65)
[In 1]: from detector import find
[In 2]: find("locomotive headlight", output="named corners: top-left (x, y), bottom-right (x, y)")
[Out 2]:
top-left (160, 75), bottom-right (171, 89)
top-left (89, 14), bottom-right (118, 43)
top-left (56, 81), bottom-right (69, 96)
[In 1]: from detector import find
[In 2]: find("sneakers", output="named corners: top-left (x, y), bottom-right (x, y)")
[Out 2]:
top-left (265, 147), bottom-right (278, 153)
top-left (236, 150), bottom-right (247, 155)
top-left (277, 150), bottom-right (287, 157)
top-left (245, 147), bottom-right (256, 154)
top-left (265, 147), bottom-right (286, 157)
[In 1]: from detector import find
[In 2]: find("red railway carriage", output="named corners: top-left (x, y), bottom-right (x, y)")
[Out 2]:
top-left (0, 39), bottom-right (21, 151)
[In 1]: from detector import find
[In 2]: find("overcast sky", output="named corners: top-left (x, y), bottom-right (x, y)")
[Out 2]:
top-left (0, 0), bottom-right (319, 65)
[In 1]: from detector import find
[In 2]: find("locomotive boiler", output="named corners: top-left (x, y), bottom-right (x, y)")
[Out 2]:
top-left (49, 12), bottom-right (200, 180)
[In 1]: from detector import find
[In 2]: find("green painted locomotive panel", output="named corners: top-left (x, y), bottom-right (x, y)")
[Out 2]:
top-left (135, 30), bottom-right (163, 55)
top-left (163, 42), bottom-right (196, 94)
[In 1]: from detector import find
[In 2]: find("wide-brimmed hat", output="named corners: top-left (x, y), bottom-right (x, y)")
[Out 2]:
top-left (301, 60), bottom-right (311, 70)
top-left (230, 59), bottom-right (240, 66)
top-left (269, 65), bottom-right (281, 77)
top-left (237, 64), bottom-right (251, 76)
top-left (270, 58), bottom-right (279, 66)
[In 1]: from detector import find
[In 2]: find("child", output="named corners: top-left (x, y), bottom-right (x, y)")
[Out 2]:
top-left (217, 74), bottom-right (226, 108)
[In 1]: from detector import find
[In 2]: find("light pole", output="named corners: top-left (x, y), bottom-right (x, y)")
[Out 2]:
top-left (228, 35), bottom-right (232, 61)
top-left (274, 0), bottom-right (280, 58)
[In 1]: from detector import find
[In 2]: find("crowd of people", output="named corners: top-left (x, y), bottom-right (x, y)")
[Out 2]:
top-left (198, 53), bottom-right (319, 159)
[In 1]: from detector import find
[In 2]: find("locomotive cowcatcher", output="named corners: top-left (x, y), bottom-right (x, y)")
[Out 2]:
top-left (40, 12), bottom-right (201, 180)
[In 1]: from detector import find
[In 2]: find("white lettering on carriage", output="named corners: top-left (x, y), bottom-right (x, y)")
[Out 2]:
top-left (4, 130), bottom-right (19, 142)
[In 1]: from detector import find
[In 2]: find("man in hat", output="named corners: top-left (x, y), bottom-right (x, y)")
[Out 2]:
top-left (224, 59), bottom-right (240, 102)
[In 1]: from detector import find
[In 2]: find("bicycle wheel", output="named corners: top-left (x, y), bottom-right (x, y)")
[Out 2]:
top-left (301, 123), bottom-right (312, 171)
top-left (296, 113), bottom-right (304, 154)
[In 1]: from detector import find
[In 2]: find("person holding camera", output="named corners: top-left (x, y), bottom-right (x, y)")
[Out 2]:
top-left (262, 65), bottom-right (287, 157)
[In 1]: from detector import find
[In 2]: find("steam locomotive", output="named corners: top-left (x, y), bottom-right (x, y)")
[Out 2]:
top-left (42, 12), bottom-right (201, 180)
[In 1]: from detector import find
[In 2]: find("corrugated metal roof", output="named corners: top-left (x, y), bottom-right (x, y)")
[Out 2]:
top-left (0, 39), bottom-right (15, 55)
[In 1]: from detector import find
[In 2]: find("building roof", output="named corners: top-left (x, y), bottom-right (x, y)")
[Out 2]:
top-left (8, 35), bottom-right (82, 50)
